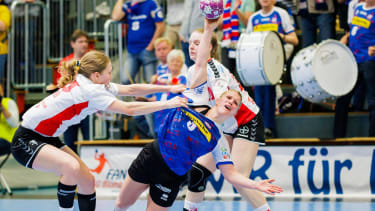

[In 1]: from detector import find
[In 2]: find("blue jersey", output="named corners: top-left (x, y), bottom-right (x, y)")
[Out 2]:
top-left (122, 0), bottom-right (164, 54)
top-left (349, 3), bottom-right (375, 63)
top-left (157, 107), bottom-right (233, 176)
top-left (247, 6), bottom-right (295, 34)
top-left (156, 63), bottom-right (169, 76)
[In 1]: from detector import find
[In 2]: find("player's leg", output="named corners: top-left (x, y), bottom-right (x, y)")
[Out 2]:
top-left (184, 153), bottom-right (216, 210)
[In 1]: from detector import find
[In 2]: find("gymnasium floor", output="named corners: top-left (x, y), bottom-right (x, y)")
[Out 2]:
top-left (0, 188), bottom-right (375, 211)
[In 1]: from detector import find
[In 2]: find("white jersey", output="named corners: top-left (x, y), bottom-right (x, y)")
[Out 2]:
top-left (22, 74), bottom-right (118, 137)
top-left (187, 59), bottom-right (260, 134)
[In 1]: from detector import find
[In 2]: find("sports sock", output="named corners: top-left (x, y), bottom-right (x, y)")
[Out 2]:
top-left (254, 203), bottom-right (271, 211)
top-left (57, 182), bottom-right (76, 210)
top-left (183, 200), bottom-right (200, 211)
top-left (77, 192), bottom-right (96, 211)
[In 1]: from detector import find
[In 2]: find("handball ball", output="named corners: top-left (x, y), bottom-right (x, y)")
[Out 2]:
top-left (200, 0), bottom-right (223, 20)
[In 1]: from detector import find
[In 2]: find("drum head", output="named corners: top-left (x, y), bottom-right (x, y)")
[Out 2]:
top-left (313, 40), bottom-right (358, 96)
top-left (263, 32), bottom-right (285, 84)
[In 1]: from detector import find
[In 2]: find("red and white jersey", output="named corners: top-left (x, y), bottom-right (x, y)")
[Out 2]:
top-left (187, 59), bottom-right (260, 134)
top-left (22, 74), bottom-right (118, 137)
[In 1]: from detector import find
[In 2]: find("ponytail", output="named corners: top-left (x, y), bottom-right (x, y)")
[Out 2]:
top-left (57, 60), bottom-right (80, 88)
top-left (57, 51), bottom-right (110, 88)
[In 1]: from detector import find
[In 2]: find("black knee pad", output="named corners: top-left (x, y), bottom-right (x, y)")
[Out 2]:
top-left (187, 162), bottom-right (212, 192)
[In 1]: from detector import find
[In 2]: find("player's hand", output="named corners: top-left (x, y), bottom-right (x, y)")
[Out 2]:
top-left (168, 84), bottom-right (186, 93)
top-left (368, 46), bottom-right (375, 57)
top-left (167, 96), bottom-right (188, 108)
top-left (205, 18), bottom-right (220, 32)
top-left (255, 179), bottom-right (283, 195)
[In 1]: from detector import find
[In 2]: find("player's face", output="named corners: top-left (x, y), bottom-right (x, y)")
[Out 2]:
top-left (97, 63), bottom-right (113, 85)
top-left (155, 41), bottom-right (172, 63)
top-left (189, 31), bottom-right (203, 61)
top-left (216, 90), bottom-right (242, 116)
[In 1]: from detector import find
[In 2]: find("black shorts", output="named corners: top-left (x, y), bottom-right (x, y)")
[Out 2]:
top-left (11, 126), bottom-right (65, 168)
top-left (224, 112), bottom-right (266, 145)
top-left (128, 141), bottom-right (187, 207)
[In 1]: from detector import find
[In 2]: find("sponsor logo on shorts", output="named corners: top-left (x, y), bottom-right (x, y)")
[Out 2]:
top-left (161, 193), bottom-right (169, 201)
top-left (239, 126), bottom-right (249, 135)
top-left (155, 184), bottom-right (171, 193)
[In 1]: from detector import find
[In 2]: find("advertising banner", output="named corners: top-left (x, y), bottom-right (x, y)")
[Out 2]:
top-left (80, 145), bottom-right (375, 198)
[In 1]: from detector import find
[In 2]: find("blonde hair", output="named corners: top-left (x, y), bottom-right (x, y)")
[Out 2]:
top-left (193, 28), bottom-right (219, 59)
top-left (220, 89), bottom-right (242, 106)
top-left (57, 51), bottom-right (110, 88)
top-left (167, 49), bottom-right (185, 64)
top-left (154, 37), bottom-right (173, 48)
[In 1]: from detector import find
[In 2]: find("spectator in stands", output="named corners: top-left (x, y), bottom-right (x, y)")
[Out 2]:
top-left (164, 0), bottom-right (185, 49)
top-left (0, 0), bottom-right (10, 84)
top-left (0, 83), bottom-right (18, 156)
top-left (334, 0), bottom-right (375, 137)
top-left (295, 0), bottom-right (335, 47)
top-left (246, 0), bottom-right (298, 138)
top-left (179, 0), bottom-right (204, 67)
top-left (112, 0), bottom-right (165, 84)
top-left (55, 29), bottom-right (90, 153)
top-left (151, 37), bottom-right (173, 84)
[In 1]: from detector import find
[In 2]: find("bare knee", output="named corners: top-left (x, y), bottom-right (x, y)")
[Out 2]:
top-left (115, 197), bottom-right (136, 210)
top-left (61, 158), bottom-right (81, 180)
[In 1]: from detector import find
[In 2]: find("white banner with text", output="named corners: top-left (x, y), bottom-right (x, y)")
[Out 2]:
top-left (80, 145), bottom-right (375, 198)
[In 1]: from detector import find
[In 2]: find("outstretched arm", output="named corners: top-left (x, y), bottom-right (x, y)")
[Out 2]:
top-left (106, 96), bottom-right (188, 116)
top-left (189, 19), bottom-right (219, 89)
top-left (115, 83), bottom-right (185, 96)
top-left (219, 164), bottom-right (283, 195)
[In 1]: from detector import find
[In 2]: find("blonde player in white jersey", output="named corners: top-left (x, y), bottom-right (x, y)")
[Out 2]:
top-left (11, 51), bottom-right (188, 211)
top-left (183, 30), bottom-right (272, 211)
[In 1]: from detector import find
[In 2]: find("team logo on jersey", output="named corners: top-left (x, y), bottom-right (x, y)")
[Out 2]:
top-left (368, 14), bottom-right (373, 20)
top-left (187, 120), bottom-right (197, 131)
top-left (255, 19), bottom-right (259, 24)
top-left (182, 109), bottom-right (211, 142)
top-left (272, 17), bottom-right (277, 23)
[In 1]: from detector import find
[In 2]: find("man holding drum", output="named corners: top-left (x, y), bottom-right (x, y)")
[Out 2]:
top-left (334, 0), bottom-right (375, 137)
top-left (246, 0), bottom-right (298, 138)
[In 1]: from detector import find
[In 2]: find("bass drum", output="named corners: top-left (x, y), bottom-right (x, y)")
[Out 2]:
top-left (236, 31), bottom-right (285, 86)
top-left (291, 39), bottom-right (358, 103)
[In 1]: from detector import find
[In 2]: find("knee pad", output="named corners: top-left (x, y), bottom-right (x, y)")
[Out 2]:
top-left (188, 162), bottom-right (212, 192)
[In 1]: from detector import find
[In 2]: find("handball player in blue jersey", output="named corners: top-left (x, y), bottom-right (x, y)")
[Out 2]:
top-left (114, 19), bottom-right (283, 211)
